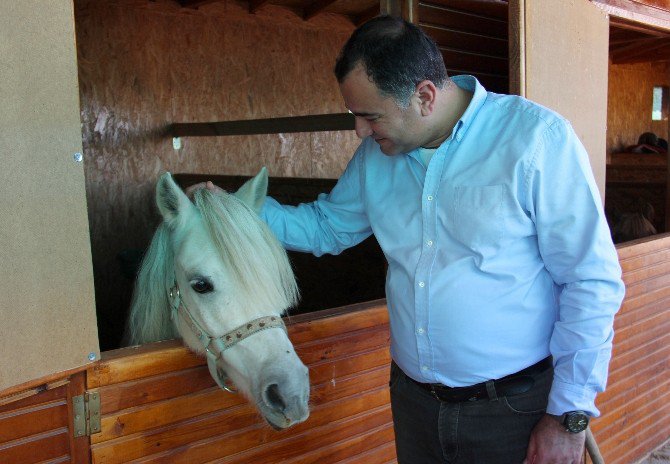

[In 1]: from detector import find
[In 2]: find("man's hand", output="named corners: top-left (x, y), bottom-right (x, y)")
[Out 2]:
top-left (185, 181), bottom-right (224, 199)
top-left (523, 415), bottom-right (585, 464)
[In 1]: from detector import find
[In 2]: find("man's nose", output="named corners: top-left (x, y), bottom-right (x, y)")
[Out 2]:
top-left (354, 117), bottom-right (373, 139)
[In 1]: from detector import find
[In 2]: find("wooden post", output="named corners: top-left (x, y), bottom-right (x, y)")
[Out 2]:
top-left (379, 0), bottom-right (418, 23)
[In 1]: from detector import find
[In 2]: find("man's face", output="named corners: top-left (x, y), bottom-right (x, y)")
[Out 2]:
top-left (339, 65), bottom-right (422, 156)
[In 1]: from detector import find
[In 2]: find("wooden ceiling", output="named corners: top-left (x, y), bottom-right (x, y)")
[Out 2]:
top-left (177, 0), bottom-right (381, 24)
top-left (176, 0), bottom-right (670, 63)
top-left (610, 18), bottom-right (670, 63)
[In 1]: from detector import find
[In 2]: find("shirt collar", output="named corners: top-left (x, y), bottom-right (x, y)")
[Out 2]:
top-left (449, 75), bottom-right (487, 142)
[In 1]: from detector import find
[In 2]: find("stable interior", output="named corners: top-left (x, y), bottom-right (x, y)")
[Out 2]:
top-left (73, 0), bottom-right (669, 351)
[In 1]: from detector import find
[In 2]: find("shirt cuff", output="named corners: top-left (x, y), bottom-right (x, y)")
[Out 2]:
top-left (547, 380), bottom-right (600, 417)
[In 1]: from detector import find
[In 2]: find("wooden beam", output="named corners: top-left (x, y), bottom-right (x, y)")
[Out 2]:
top-left (611, 37), bottom-right (670, 62)
top-left (177, 0), bottom-right (221, 8)
top-left (304, 0), bottom-right (339, 20)
top-left (249, 0), bottom-right (270, 14)
top-left (591, 0), bottom-right (670, 32)
top-left (169, 113), bottom-right (355, 137)
top-left (380, 0), bottom-right (418, 22)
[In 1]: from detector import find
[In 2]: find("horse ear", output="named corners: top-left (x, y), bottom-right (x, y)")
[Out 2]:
top-left (234, 167), bottom-right (269, 213)
top-left (156, 172), bottom-right (192, 227)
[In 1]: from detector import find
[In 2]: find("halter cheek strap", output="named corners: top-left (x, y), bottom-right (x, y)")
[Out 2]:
top-left (168, 282), bottom-right (287, 393)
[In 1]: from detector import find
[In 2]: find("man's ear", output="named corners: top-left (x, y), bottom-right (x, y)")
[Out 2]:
top-left (234, 167), bottom-right (269, 214)
top-left (415, 80), bottom-right (437, 116)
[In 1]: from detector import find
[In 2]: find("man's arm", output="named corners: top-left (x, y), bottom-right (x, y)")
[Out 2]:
top-left (524, 119), bottom-right (625, 462)
top-left (262, 149), bottom-right (373, 256)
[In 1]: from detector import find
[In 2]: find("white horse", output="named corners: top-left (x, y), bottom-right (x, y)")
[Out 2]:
top-left (126, 168), bottom-right (309, 429)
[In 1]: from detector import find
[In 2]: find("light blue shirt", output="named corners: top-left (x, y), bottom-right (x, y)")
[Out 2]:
top-left (262, 75), bottom-right (625, 417)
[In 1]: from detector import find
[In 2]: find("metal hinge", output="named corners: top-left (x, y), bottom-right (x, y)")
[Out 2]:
top-left (72, 391), bottom-right (101, 437)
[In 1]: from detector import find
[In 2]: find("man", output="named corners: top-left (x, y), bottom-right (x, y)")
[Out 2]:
top-left (195, 15), bottom-right (625, 464)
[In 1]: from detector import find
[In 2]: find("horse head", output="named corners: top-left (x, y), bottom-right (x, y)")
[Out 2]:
top-left (128, 168), bottom-right (309, 429)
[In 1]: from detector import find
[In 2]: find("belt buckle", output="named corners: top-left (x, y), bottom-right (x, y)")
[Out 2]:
top-left (429, 385), bottom-right (441, 401)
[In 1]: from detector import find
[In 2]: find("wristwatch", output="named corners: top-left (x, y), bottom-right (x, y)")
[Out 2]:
top-left (560, 411), bottom-right (590, 433)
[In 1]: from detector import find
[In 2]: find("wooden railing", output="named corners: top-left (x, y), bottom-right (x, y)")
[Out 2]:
top-left (86, 300), bottom-right (395, 464)
top-left (590, 234), bottom-right (670, 463)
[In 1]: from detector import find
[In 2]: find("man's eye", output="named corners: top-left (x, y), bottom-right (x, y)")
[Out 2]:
top-left (191, 279), bottom-right (214, 294)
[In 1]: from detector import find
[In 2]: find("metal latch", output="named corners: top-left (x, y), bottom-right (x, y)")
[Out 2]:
top-left (72, 391), bottom-right (101, 437)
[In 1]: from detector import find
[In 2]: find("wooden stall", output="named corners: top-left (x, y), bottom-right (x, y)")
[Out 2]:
top-left (1, 1), bottom-right (669, 463)
top-left (600, 0), bottom-right (670, 239)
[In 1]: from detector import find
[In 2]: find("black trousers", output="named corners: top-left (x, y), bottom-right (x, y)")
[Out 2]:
top-left (390, 362), bottom-right (552, 464)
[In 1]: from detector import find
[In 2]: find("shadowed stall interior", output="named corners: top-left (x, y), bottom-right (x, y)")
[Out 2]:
top-left (75, 0), bottom-right (362, 350)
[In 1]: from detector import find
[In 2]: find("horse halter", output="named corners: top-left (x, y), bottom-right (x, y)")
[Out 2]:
top-left (168, 281), bottom-right (287, 393)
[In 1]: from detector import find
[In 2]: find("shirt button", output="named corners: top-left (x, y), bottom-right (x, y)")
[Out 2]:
top-left (418, 281), bottom-right (425, 288)
top-left (421, 365), bottom-right (429, 371)
top-left (427, 195), bottom-right (434, 201)
top-left (417, 328), bottom-right (425, 334)
top-left (426, 240), bottom-right (433, 247)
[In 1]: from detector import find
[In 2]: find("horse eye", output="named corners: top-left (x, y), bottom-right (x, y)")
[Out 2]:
top-left (191, 279), bottom-right (214, 294)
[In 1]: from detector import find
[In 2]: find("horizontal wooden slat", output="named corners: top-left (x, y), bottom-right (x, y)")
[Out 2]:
top-left (618, 274), bottom-right (670, 305)
top-left (0, 399), bottom-right (68, 443)
top-left (440, 49), bottom-right (508, 76)
top-left (169, 113), bottom-right (355, 137)
top-left (93, 387), bottom-right (245, 444)
top-left (419, 3), bottom-right (508, 38)
top-left (98, 366), bottom-right (216, 415)
top-left (594, 377), bottom-right (670, 435)
top-left (609, 331), bottom-right (669, 373)
top-left (613, 294), bottom-right (670, 329)
top-left (89, 302), bottom-right (395, 463)
top-left (281, 424), bottom-right (395, 464)
top-left (136, 405), bottom-right (392, 464)
top-left (593, 236), bottom-right (670, 464)
top-left (0, 379), bottom-right (85, 464)
top-left (88, 342), bottom-right (204, 389)
top-left (0, 428), bottom-right (70, 464)
top-left (422, 24), bottom-right (508, 57)
top-left (621, 258), bottom-right (670, 287)
top-left (334, 440), bottom-right (397, 464)
top-left (597, 357), bottom-right (668, 404)
top-left (616, 233), bottom-right (670, 260)
top-left (611, 311), bottom-right (670, 352)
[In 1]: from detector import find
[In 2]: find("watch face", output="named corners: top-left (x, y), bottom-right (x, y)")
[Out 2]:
top-left (565, 412), bottom-right (589, 433)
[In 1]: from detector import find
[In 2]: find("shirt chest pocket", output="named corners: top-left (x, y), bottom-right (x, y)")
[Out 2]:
top-left (451, 185), bottom-right (505, 253)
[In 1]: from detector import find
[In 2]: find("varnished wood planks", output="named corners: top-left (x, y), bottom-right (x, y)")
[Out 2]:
top-left (418, 1), bottom-right (510, 93)
top-left (590, 236), bottom-right (670, 464)
top-left (0, 372), bottom-right (89, 464)
top-left (88, 302), bottom-right (396, 464)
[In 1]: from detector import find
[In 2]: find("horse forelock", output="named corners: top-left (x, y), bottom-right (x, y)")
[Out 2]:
top-left (194, 189), bottom-right (299, 312)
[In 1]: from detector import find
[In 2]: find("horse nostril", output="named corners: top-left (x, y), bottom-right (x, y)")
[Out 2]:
top-left (265, 384), bottom-right (286, 413)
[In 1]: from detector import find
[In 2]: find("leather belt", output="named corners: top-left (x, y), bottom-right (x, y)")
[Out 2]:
top-left (406, 357), bottom-right (552, 403)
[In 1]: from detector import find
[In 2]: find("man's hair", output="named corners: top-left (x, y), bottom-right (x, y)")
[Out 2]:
top-left (334, 15), bottom-right (448, 107)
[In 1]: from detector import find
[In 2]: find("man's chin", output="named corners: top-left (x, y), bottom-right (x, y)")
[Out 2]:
top-left (375, 139), bottom-right (401, 156)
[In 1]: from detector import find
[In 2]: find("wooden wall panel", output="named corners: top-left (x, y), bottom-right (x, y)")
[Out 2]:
top-left (0, 0), bottom-right (99, 393)
top-left (590, 234), bottom-right (670, 464)
top-left (418, 1), bottom-right (510, 93)
top-left (607, 60), bottom-right (670, 154)
top-left (0, 372), bottom-right (89, 464)
top-left (86, 301), bottom-right (397, 464)
top-left (74, 0), bottom-right (360, 350)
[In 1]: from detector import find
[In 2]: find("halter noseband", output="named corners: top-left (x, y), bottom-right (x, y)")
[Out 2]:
top-left (168, 281), bottom-right (287, 393)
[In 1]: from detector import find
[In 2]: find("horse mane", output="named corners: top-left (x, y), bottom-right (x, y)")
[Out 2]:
top-left (126, 188), bottom-right (299, 346)
top-left (126, 223), bottom-right (178, 345)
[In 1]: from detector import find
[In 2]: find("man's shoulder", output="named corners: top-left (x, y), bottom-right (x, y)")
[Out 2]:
top-left (485, 92), bottom-right (567, 130)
